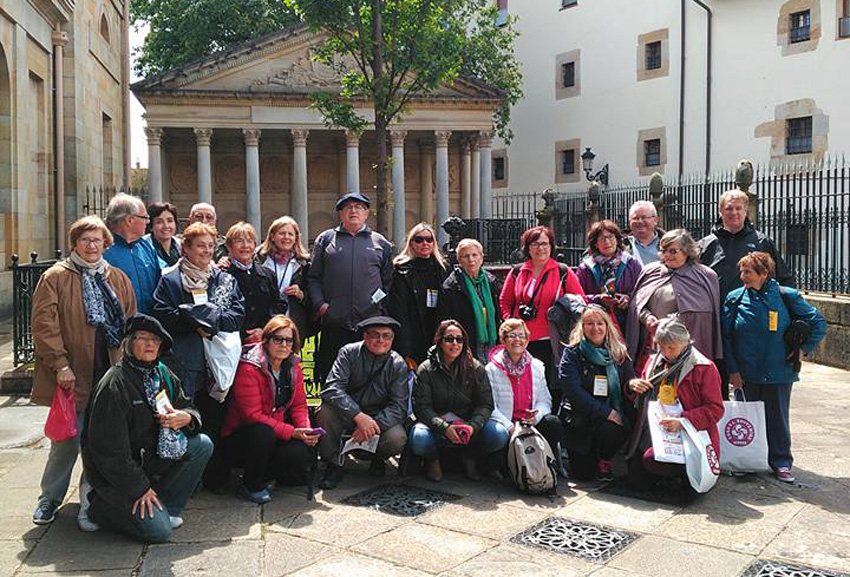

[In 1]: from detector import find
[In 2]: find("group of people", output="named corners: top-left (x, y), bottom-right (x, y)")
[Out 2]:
top-left (28, 187), bottom-right (826, 544)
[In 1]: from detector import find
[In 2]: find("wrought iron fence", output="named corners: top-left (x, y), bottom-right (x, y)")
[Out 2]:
top-left (443, 216), bottom-right (528, 265)
top-left (11, 251), bottom-right (62, 366)
top-left (83, 185), bottom-right (149, 218)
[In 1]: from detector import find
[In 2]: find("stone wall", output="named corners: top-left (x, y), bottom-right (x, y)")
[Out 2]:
top-left (803, 294), bottom-right (850, 370)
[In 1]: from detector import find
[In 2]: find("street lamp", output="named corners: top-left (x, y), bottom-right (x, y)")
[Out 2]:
top-left (581, 147), bottom-right (609, 186)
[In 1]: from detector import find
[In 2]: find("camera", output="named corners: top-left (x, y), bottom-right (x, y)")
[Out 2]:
top-left (519, 304), bottom-right (537, 321)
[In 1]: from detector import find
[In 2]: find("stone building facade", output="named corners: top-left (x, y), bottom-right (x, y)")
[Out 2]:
top-left (132, 26), bottom-right (502, 246)
top-left (0, 0), bottom-right (130, 315)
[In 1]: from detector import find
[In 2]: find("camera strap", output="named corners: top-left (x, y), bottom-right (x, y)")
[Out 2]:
top-left (522, 269), bottom-right (551, 307)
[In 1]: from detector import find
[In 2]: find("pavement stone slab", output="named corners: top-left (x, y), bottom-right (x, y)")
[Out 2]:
top-left (285, 551), bottom-right (432, 577)
top-left (762, 527), bottom-right (850, 573)
top-left (273, 502), bottom-right (409, 547)
top-left (655, 511), bottom-right (786, 555)
top-left (351, 523), bottom-right (496, 574)
top-left (0, 539), bottom-right (33, 577)
top-left (170, 503), bottom-right (261, 542)
top-left (0, 516), bottom-right (49, 541)
top-left (556, 493), bottom-right (680, 532)
top-left (447, 542), bottom-right (596, 577)
top-left (139, 541), bottom-right (261, 577)
top-left (608, 535), bottom-right (752, 577)
top-left (0, 487), bottom-right (52, 519)
top-left (0, 402), bottom-right (48, 449)
top-left (785, 502), bottom-right (850, 539)
top-left (263, 493), bottom-right (333, 527)
top-left (681, 484), bottom-right (806, 525)
top-left (0, 449), bottom-right (52, 488)
top-left (262, 533), bottom-right (338, 577)
top-left (417, 500), bottom-right (549, 540)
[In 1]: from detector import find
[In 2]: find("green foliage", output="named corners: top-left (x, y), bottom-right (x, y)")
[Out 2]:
top-left (131, 0), bottom-right (299, 77)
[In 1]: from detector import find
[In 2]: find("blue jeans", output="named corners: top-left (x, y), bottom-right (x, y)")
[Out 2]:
top-left (90, 433), bottom-right (213, 543)
top-left (743, 381), bottom-right (793, 470)
top-left (408, 420), bottom-right (509, 460)
top-left (38, 410), bottom-right (86, 507)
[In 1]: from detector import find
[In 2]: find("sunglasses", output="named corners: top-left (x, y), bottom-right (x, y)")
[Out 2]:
top-left (412, 235), bottom-right (434, 244)
top-left (269, 335), bottom-right (294, 345)
top-left (442, 335), bottom-right (465, 344)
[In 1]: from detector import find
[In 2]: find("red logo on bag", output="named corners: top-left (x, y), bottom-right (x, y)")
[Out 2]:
top-left (725, 418), bottom-right (755, 447)
top-left (706, 444), bottom-right (720, 475)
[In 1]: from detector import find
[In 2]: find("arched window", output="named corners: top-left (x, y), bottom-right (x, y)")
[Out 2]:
top-left (100, 14), bottom-right (110, 44)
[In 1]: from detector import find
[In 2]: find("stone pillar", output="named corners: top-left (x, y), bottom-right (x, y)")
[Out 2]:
top-left (291, 129), bottom-right (310, 235)
top-left (345, 130), bottom-right (360, 193)
top-left (145, 127), bottom-right (164, 203)
top-left (194, 128), bottom-right (213, 204)
top-left (244, 128), bottom-right (261, 234)
top-left (478, 130), bottom-right (493, 219)
top-left (52, 27), bottom-right (68, 252)
top-left (419, 139), bottom-right (434, 224)
top-left (460, 139), bottom-right (471, 219)
top-left (434, 131), bottom-right (452, 246)
top-left (337, 141), bottom-right (347, 194)
top-left (470, 138), bottom-right (480, 219)
top-left (390, 129), bottom-right (407, 250)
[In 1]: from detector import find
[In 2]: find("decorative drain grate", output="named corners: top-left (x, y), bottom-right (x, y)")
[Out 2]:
top-left (742, 560), bottom-right (850, 577)
top-left (341, 484), bottom-right (460, 517)
top-left (510, 517), bottom-right (639, 563)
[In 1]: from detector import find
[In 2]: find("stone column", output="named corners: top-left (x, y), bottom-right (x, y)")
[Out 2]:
top-left (419, 139), bottom-right (434, 225)
top-left (337, 140), bottom-right (347, 194)
top-left (478, 130), bottom-right (493, 219)
top-left (390, 129), bottom-right (407, 249)
top-left (244, 128), bottom-right (261, 233)
top-left (145, 127), bottom-right (164, 203)
top-left (194, 128), bottom-right (213, 204)
top-left (52, 27), bottom-right (68, 252)
top-left (470, 137), bottom-right (480, 218)
top-left (345, 130), bottom-right (360, 193)
top-left (434, 130), bottom-right (452, 246)
top-left (460, 139), bottom-right (471, 219)
top-left (291, 129), bottom-right (310, 235)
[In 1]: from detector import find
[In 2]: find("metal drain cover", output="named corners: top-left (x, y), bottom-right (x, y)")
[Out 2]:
top-left (742, 560), bottom-right (850, 577)
top-left (342, 484), bottom-right (460, 517)
top-left (511, 517), bottom-right (639, 563)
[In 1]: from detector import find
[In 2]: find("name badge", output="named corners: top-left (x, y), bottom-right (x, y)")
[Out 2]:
top-left (371, 288), bottom-right (387, 304)
top-left (768, 310), bottom-right (779, 332)
top-left (191, 289), bottom-right (208, 305)
top-left (593, 375), bottom-right (608, 397)
top-left (155, 390), bottom-right (173, 415)
top-left (426, 289), bottom-right (439, 308)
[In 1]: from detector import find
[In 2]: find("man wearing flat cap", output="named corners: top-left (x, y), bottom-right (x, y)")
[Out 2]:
top-left (307, 192), bottom-right (394, 383)
top-left (318, 316), bottom-right (408, 489)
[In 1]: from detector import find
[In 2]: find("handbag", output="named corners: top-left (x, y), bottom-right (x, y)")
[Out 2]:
top-left (44, 386), bottom-right (78, 442)
top-left (717, 389), bottom-right (770, 473)
top-left (203, 330), bottom-right (242, 402)
top-left (680, 418), bottom-right (720, 493)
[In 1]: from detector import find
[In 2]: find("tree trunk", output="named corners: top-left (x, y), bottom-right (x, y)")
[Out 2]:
top-left (371, 0), bottom-right (389, 236)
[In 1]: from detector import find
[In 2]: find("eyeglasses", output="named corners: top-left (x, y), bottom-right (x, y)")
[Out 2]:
top-left (504, 333), bottom-right (528, 341)
top-left (630, 215), bottom-right (656, 222)
top-left (342, 203), bottom-right (368, 212)
top-left (442, 335), bottom-right (465, 344)
top-left (269, 335), bottom-right (294, 346)
top-left (134, 334), bottom-right (162, 344)
top-left (365, 331), bottom-right (394, 341)
top-left (191, 213), bottom-right (216, 223)
top-left (134, 214), bottom-right (151, 222)
top-left (529, 241), bottom-right (550, 249)
top-left (598, 234), bottom-right (617, 242)
top-left (660, 247), bottom-right (683, 256)
top-left (78, 238), bottom-right (105, 247)
top-left (412, 235), bottom-right (434, 244)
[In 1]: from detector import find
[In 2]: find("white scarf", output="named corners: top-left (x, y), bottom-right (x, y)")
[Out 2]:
top-left (178, 256), bottom-right (212, 293)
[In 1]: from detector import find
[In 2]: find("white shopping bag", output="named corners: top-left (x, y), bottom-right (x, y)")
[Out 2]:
top-left (647, 400), bottom-right (685, 464)
top-left (203, 331), bottom-right (241, 403)
top-left (717, 390), bottom-right (770, 473)
top-left (681, 418), bottom-right (720, 493)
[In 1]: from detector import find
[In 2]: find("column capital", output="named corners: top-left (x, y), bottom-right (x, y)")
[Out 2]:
top-left (478, 130), bottom-right (494, 148)
top-left (144, 127), bottom-right (163, 146)
top-left (434, 130), bottom-right (452, 148)
top-left (243, 128), bottom-right (261, 147)
top-left (51, 30), bottom-right (69, 47)
top-left (291, 128), bottom-right (310, 147)
top-left (461, 138), bottom-right (472, 154)
top-left (194, 128), bottom-right (213, 147)
top-left (389, 129), bottom-right (408, 147)
top-left (345, 129), bottom-right (361, 147)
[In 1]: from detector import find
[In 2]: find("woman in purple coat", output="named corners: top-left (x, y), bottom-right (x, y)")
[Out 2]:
top-left (575, 220), bottom-right (642, 331)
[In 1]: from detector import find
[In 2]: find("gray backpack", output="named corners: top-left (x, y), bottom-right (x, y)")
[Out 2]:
top-left (507, 423), bottom-right (558, 494)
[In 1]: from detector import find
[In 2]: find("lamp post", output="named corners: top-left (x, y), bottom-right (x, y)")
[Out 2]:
top-left (581, 147), bottom-right (609, 186)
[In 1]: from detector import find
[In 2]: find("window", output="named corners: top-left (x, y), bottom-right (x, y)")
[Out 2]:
top-left (789, 10), bottom-right (811, 43)
top-left (839, 0), bottom-right (850, 38)
top-left (561, 149), bottom-right (575, 175)
top-left (494, 157), bottom-right (506, 181)
top-left (561, 0), bottom-right (578, 7)
top-left (561, 62), bottom-right (575, 88)
top-left (786, 116), bottom-right (813, 154)
top-left (645, 139), bottom-right (661, 166)
top-left (100, 14), bottom-right (110, 44)
top-left (496, 0), bottom-right (508, 27)
top-left (645, 41), bottom-right (662, 70)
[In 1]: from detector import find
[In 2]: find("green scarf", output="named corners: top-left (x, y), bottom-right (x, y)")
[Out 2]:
top-left (461, 270), bottom-right (497, 346)
top-left (579, 338), bottom-right (622, 414)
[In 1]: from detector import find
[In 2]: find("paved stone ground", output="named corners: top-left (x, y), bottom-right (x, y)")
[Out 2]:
top-left (0, 361), bottom-right (848, 576)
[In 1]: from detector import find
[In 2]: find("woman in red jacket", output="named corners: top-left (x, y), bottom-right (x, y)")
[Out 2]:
top-left (500, 226), bottom-right (585, 403)
top-left (211, 315), bottom-right (320, 504)
top-left (625, 316), bottom-right (724, 490)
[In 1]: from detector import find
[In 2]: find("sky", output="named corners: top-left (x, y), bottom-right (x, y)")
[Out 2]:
top-left (129, 24), bottom-right (149, 168)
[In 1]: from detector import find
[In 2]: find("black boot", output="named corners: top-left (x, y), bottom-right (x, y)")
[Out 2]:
top-left (319, 465), bottom-right (345, 490)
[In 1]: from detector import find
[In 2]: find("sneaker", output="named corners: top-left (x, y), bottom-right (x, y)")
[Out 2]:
top-left (77, 512), bottom-right (100, 532)
top-left (776, 468), bottom-right (795, 483)
top-left (597, 459), bottom-right (614, 482)
top-left (169, 515), bottom-right (184, 529)
top-left (33, 501), bottom-right (58, 525)
top-left (237, 480), bottom-right (272, 504)
top-left (319, 465), bottom-right (345, 490)
top-left (77, 479), bottom-right (100, 532)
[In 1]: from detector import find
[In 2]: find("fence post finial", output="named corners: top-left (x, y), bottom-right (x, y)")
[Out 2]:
top-left (585, 182), bottom-right (601, 235)
top-left (649, 172), bottom-right (665, 231)
top-left (536, 189), bottom-right (556, 228)
top-left (735, 159), bottom-right (757, 225)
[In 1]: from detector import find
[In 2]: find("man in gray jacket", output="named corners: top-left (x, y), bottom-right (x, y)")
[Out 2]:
top-left (319, 316), bottom-right (408, 489)
top-left (308, 192), bottom-right (394, 382)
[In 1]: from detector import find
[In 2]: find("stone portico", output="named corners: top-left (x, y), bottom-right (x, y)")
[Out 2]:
top-left (132, 26), bottom-right (502, 244)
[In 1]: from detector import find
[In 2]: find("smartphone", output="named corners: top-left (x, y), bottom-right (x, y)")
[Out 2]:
top-left (308, 427), bottom-right (327, 436)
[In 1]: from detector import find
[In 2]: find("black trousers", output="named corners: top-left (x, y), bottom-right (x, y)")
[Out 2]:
top-left (534, 414), bottom-right (566, 457)
top-left (567, 420), bottom-right (627, 481)
top-left (715, 357), bottom-right (731, 401)
top-left (315, 326), bottom-right (360, 383)
top-left (217, 423), bottom-right (314, 492)
top-left (527, 340), bottom-right (560, 407)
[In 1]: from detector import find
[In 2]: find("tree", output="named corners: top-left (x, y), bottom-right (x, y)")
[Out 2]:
top-left (131, 0), bottom-right (299, 77)
top-left (286, 0), bottom-right (522, 235)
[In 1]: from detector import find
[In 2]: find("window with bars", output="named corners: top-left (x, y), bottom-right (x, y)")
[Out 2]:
top-left (494, 157), bottom-right (506, 181)
top-left (562, 0), bottom-right (578, 7)
top-left (644, 139), bottom-right (661, 166)
top-left (786, 116), bottom-right (813, 154)
top-left (561, 62), bottom-right (575, 88)
top-left (562, 149), bottom-right (575, 175)
top-left (789, 10), bottom-right (811, 43)
top-left (645, 41), bottom-right (662, 70)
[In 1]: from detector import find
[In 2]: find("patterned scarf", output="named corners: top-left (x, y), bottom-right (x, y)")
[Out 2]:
top-left (69, 251), bottom-right (125, 348)
top-left (461, 270), bottom-right (498, 346)
top-left (229, 257), bottom-right (253, 272)
top-left (589, 251), bottom-right (624, 295)
top-left (126, 356), bottom-right (187, 460)
top-left (579, 338), bottom-right (623, 414)
top-left (178, 256), bottom-right (213, 293)
top-left (501, 348), bottom-right (532, 378)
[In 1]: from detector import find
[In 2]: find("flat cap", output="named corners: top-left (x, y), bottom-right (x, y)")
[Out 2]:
top-left (356, 316), bottom-right (401, 333)
top-left (335, 191), bottom-right (371, 211)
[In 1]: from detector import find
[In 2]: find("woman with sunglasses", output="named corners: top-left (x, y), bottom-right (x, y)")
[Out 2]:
top-left (625, 229), bottom-right (721, 376)
top-left (209, 315), bottom-right (320, 503)
top-left (389, 223), bottom-right (449, 366)
top-left (410, 320), bottom-right (503, 482)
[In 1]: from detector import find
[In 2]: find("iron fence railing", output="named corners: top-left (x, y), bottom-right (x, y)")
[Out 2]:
top-left (83, 185), bottom-right (149, 219)
top-left (11, 251), bottom-right (62, 365)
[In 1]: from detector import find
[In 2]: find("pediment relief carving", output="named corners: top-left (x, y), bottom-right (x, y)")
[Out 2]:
top-left (250, 52), bottom-right (348, 92)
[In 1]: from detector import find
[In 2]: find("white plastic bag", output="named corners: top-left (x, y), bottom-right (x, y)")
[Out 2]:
top-left (203, 331), bottom-right (241, 403)
top-left (681, 418), bottom-right (720, 493)
top-left (717, 390), bottom-right (770, 473)
top-left (647, 400), bottom-right (685, 464)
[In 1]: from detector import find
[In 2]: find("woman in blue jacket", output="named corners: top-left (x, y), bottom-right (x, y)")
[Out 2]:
top-left (722, 251), bottom-right (826, 483)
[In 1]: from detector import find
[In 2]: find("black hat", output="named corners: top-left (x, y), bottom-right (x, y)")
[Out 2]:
top-left (335, 191), bottom-right (371, 211)
top-left (124, 313), bottom-right (174, 355)
top-left (356, 316), bottom-right (401, 333)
